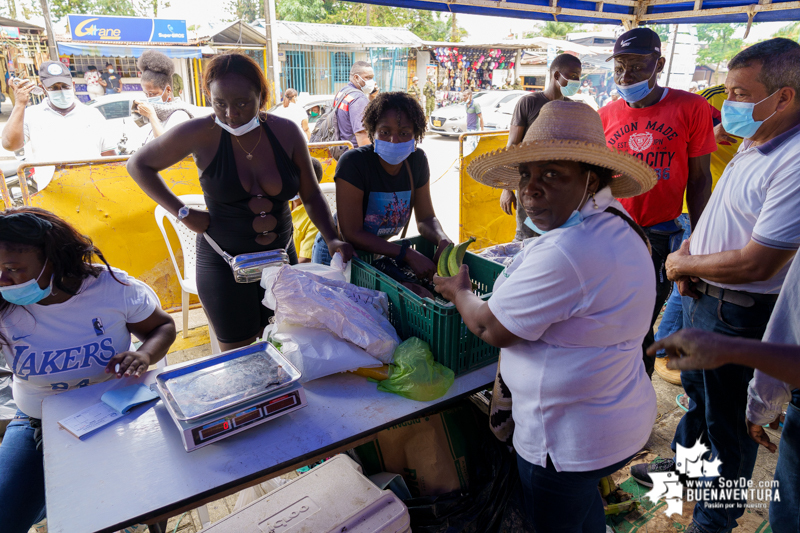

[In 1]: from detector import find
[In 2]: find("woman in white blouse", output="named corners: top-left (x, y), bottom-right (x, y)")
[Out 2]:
top-left (435, 101), bottom-right (659, 533)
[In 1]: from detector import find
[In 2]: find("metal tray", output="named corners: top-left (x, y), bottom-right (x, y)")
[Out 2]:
top-left (155, 341), bottom-right (301, 422)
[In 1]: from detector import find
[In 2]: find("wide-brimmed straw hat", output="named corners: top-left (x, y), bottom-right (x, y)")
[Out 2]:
top-left (466, 100), bottom-right (657, 198)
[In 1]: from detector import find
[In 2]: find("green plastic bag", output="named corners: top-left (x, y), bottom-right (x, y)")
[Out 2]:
top-left (377, 338), bottom-right (455, 401)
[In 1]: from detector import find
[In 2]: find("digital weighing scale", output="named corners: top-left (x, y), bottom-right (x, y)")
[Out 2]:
top-left (153, 341), bottom-right (307, 452)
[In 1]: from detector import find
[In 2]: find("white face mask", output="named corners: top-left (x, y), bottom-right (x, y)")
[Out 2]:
top-left (47, 89), bottom-right (75, 110)
top-left (355, 74), bottom-right (376, 96)
top-left (214, 115), bottom-right (260, 136)
top-left (146, 86), bottom-right (168, 104)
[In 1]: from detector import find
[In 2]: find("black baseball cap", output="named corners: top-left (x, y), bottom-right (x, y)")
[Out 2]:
top-left (607, 28), bottom-right (662, 61)
top-left (39, 60), bottom-right (73, 87)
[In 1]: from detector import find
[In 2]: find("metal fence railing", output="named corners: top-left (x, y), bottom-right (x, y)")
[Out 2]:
top-left (279, 44), bottom-right (410, 97)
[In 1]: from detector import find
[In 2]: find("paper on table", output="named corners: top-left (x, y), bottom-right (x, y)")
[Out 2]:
top-left (58, 384), bottom-right (159, 440)
top-left (101, 384), bottom-right (158, 414)
top-left (58, 402), bottom-right (123, 439)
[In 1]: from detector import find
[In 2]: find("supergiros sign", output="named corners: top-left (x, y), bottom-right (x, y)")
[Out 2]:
top-left (68, 14), bottom-right (188, 44)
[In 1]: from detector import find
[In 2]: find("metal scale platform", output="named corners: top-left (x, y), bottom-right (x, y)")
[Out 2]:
top-left (153, 341), bottom-right (307, 452)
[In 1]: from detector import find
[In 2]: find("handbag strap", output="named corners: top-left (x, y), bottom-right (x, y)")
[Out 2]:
top-left (203, 233), bottom-right (234, 262)
top-left (604, 206), bottom-right (652, 256)
top-left (400, 159), bottom-right (416, 239)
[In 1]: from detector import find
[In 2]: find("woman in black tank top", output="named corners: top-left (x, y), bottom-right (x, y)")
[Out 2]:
top-left (128, 54), bottom-right (352, 350)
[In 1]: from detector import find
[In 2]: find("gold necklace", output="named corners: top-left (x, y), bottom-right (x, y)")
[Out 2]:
top-left (234, 126), bottom-right (262, 160)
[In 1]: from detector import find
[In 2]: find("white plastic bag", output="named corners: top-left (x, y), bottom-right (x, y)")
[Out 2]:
top-left (264, 266), bottom-right (399, 363)
top-left (330, 251), bottom-right (352, 283)
top-left (261, 262), bottom-right (346, 310)
top-left (268, 323), bottom-right (382, 383)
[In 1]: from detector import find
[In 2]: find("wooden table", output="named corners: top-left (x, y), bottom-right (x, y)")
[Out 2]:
top-left (42, 364), bottom-right (496, 533)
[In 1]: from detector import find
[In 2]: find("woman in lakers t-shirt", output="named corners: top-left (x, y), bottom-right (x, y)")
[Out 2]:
top-left (0, 208), bottom-right (176, 533)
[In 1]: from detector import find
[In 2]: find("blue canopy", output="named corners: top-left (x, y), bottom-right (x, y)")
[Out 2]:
top-left (57, 42), bottom-right (203, 59)
top-left (343, 0), bottom-right (800, 26)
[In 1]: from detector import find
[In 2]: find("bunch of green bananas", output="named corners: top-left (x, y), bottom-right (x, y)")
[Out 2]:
top-left (437, 237), bottom-right (476, 277)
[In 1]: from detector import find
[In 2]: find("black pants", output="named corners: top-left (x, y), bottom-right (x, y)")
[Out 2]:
top-left (641, 228), bottom-right (676, 378)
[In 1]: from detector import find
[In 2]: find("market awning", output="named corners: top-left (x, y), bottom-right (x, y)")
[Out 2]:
top-left (57, 42), bottom-right (203, 59)
top-left (343, 0), bottom-right (800, 27)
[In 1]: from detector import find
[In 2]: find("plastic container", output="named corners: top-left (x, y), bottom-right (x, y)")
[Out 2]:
top-left (204, 455), bottom-right (411, 533)
top-left (351, 236), bottom-right (503, 376)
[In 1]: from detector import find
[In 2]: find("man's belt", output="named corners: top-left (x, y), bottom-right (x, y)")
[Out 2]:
top-left (694, 280), bottom-right (779, 308)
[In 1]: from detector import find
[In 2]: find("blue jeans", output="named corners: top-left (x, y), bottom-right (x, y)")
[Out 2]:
top-left (673, 292), bottom-right (775, 532)
top-left (311, 232), bottom-right (332, 266)
top-left (655, 215), bottom-right (692, 353)
top-left (516, 453), bottom-right (633, 533)
top-left (0, 410), bottom-right (46, 532)
top-left (771, 390), bottom-right (800, 533)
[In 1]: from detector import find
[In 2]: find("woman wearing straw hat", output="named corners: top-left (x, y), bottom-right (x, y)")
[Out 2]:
top-left (434, 100), bottom-right (659, 532)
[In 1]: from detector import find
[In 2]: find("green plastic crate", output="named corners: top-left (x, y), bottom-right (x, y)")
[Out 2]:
top-left (350, 236), bottom-right (504, 376)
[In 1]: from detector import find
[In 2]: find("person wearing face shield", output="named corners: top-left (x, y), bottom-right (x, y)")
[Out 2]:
top-left (313, 91), bottom-right (451, 279)
top-left (133, 50), bottom-right (188, 143)
top-left (0, 61), bottom-right (116, 171)
top-left (501, 53), bottom-right (583, 242)
top-left (334, 61), bottom-right (375, 149)
top-left (598, 28), bottom-right (716, 381)
top-left (630, 38), bottom-right (800, 533)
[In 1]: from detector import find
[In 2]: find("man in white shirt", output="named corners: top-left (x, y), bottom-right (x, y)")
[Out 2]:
top-left (270, 88), bottom-right (310, 141)
top-left (1, 61), bottom-right (116, 170)
top-left (635, 38), bottom-right (800, 533)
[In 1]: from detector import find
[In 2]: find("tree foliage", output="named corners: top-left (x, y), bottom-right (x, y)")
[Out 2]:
top-left (225, 0), bottom-right (466, 41)
top-left (0, 0), bottom-right (41, 20)
top-left (696, 23), bottom-right (745, 69)
top-left (46, 0), bottom-right (170, 22)
top-left (773, 22), bottom-right (800, 41)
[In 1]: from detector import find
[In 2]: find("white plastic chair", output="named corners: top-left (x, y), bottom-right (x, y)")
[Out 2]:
top-left (319, 182), bottom-right (336, 215)
top-left (154, 195), bottom-right (220, 354)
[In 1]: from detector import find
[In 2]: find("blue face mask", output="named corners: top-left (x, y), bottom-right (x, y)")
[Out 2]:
top-left (0, 260), bottom-right (52, 306)
top-left (721, 91), bottom-right (779, 140)
top-left (558, 75), bottom-right (581, 98)
top-left (615, 64), bottom-right (658, 104)
top-left (374, 139), bottom-right (416, 165)
top-left (522, 171), bottom-right (591, 235)
top-left (146, 86), bottom-right (168, 104)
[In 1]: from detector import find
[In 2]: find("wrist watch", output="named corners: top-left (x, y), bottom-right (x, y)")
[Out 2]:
top-left (176, 206), bottom-right (190, 221)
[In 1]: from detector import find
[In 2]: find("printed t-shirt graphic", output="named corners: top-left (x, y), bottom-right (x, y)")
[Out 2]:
top-left (364, 191), bottom-right (412, 236)
top-left (0, 269), bottom-right (159, 418)
top-left (334, 144), bottom-right (430, 239)
top-left (598, 89), bottom-right (716, 227)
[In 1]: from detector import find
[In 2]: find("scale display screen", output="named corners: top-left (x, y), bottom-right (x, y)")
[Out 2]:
top-left (190, 391), bottom-right (300, 446)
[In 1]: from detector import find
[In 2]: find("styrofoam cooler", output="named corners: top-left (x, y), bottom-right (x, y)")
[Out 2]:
top-left (204, 455), bottom-right (411, 533)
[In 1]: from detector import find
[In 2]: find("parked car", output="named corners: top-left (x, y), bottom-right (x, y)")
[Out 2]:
top-left (87, 92), bottom-right (213, 153)
top-left (269, 94), bottom-right (334, 133)
top-left (483, 93), bottom-right (526, 131)
top-left (429, 90), bottom-right (527, 136)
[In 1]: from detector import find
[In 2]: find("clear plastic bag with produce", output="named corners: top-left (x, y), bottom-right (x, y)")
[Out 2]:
top-left (378, 338), bottom-right (455, 401)
top-left (264, 265), bottom-right (399, 363)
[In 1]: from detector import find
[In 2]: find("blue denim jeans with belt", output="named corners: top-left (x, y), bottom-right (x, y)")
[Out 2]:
top-left (654, 214), bottom-right (692, 354)
top-left (771, 389), bottom-right (800, 533)
top-left (517, 453), bottom-right (633, 533)
top-left (673, 292), bottom-right (776, 532)
top-left (0, 410), bottom-right (47, 533)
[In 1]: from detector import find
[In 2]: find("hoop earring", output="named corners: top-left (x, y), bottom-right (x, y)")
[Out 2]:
top-left (591, 192), bottom-right (598, 209)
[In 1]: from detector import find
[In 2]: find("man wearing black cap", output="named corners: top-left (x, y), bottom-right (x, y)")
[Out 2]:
top-left (599, 27), bottom-right (715, 379)
top-left (1, 61), bottom-right (116, 176)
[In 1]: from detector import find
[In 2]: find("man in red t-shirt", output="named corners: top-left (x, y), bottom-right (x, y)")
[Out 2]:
top-left (599, 27), bottom-right (715, 378)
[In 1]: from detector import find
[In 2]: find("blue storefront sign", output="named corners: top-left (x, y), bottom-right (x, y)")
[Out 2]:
top-left (68, 15), bottom-right (188, 44)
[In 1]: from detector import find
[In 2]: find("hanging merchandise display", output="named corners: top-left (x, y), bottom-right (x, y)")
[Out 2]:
top-left (432, 47), bottom-right (515, 93)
